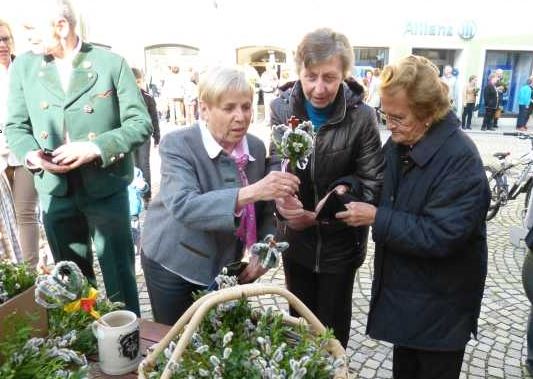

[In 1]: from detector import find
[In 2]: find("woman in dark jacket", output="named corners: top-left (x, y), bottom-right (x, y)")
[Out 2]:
top-left (340, 55), bottom-right (490, 379)
top-left (270, 28), bottom-right (384, 348)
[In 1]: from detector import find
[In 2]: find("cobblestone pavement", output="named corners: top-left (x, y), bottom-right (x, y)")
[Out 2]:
top-left (102, 122), bottom-right (533, 378)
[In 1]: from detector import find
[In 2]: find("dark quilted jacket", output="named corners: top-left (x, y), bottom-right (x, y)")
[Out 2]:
top-left (270, 79), bottom-right (384, 272)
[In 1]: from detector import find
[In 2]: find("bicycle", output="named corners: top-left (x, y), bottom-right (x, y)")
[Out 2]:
top-left (484, 132), bottom-right (533, 221)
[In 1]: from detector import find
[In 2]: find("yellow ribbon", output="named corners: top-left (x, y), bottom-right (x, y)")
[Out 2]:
top-left (64, 287), bottom-right (101, 319)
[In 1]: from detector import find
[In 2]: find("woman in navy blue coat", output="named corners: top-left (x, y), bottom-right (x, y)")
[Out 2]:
top-left (337, 55), bottom-right (490, 379)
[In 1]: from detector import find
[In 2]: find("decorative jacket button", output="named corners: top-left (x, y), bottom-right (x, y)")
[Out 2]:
top-left (83, 61), bottom-right (92, 69)
top-left (118, 153), bottom-right (124, 159)
top-left (38, 71), bottom-right (44, 77)
top-left (83, 105), bottom-right (94, 113)
top-left (40, 131), bottom-right (49, 140)
top-left (88, 72), bottom-right (93, 78)
top-left (110, 156), bottom-right (116, 162)
top-left (40, 101), bottom-right (49, 110)
top-left (87, 132), bottom-right (96, 141)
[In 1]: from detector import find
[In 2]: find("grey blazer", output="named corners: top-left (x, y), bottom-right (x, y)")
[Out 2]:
top-left (141, 125), bottom-right (275, 285)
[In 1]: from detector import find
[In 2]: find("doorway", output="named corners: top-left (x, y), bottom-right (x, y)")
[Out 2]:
top-left (236, 46), bottom-right (287, 122)
top-left (412, 48), bottom-right (458, 76)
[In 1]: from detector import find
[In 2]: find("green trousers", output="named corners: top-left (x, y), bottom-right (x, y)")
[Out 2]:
top-left (40, 173), bottom-right (140, 316)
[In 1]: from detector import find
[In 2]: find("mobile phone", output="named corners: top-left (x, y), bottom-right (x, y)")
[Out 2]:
top-left (42, 148), bottom-right (54, 157)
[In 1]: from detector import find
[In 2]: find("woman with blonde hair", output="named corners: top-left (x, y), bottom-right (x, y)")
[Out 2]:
top-left (141, 66), bottom-right (300, 324)
top-left (461, 74), bottom-right (478, 129)
top-left (339, 55), bottom-right (489, 378)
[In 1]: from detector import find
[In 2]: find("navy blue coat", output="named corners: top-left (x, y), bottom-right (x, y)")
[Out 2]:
top-left (366, 112), bottom-right (490, 350)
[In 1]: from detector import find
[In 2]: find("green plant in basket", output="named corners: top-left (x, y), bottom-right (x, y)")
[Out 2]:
top-left (0, 260), bottom-right (37, 304)
top-left (147, 274), bottom-right (344, 379)
top-left (0, 314), bottom-right (88, 379)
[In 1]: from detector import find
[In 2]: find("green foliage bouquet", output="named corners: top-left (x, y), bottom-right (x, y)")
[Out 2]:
top-left (0, 260), bottom-right (37, 304)
top-left (0, 315), bottom-right (88, 379)
top-left (272, 117), bottom-right (315, 172)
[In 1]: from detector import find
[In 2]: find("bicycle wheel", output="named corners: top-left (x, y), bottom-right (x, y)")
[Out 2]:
top-left (521, 179), bottom-right (533, 227)
top-left (524, 179), bottom-right (533, 209)
top-left (485, 166), bottom-right (501, 221)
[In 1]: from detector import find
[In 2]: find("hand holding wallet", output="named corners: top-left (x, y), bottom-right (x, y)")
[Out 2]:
top-left (315, 190), bottom-right (358, 222)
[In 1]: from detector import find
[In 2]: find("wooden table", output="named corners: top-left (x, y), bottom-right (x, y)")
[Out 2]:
top-left (89, 319), bottom-right (171, 378)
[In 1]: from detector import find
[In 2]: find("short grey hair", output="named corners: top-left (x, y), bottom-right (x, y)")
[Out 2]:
top-left (295, 28), bottom-right (354, 78)
top-left (53, 0), bottom-right (77, 26)
top-left (199, 66), bottom-right (253, 106)
top-left (29, 0), bottom-right (77, 27)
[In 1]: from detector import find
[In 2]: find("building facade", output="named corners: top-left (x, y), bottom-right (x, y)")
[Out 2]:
top-left (5, 0), bottom-right (533, 125)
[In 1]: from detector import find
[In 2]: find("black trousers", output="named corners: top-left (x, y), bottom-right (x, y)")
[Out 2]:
top-left (481, 107), bottom-right (495, 130)
top-left (393, 345), bottom-right (465, 379)
top-left (283, 259), bottom-right (357, 348)
top-left (461, 103), bottom-right (474, 128)
top-left (141, 253), bottom-right (205, 325)
top-left (517, 105), bottom-right (530, 128)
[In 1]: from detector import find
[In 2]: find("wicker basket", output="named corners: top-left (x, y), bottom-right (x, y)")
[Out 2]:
top-left (139, 283), bottom-right (349, 379)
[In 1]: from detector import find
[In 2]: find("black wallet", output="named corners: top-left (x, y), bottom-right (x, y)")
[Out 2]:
top-left (224, 260), bottom-right (248, 277)
top-left (316, 191), bottom-right (357, 222)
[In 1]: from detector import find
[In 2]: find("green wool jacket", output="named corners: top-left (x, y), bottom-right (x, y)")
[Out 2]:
top-left (6, 42), bottom-right (152, 198)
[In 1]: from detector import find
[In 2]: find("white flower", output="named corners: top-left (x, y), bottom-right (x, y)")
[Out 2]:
top-left (292, 142), bottom-right (303, 153)
top-left (222, 331), bottom-right (233, 346)
top-left (250, 348), bottom-right (261, 359)
top-left (210, 355), bottom-right (221, 367)
top-left (195, 345), bottom-right (209, 354)
top-left (272, 345), bottom-right (285, 362)
top-left (289, 367), bottom-right (307, 379)
top-left (223, 347), bottom-right (232, 359)
top-left (198, 368), bottom-right (210, 377)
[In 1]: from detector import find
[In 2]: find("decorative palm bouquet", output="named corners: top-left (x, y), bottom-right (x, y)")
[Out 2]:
top-left (251, 234), bottom-right (289, 270)
top-left (272, 116), bottom-right (315, 172)
top-left (35, 261), bottom-right (123, 354)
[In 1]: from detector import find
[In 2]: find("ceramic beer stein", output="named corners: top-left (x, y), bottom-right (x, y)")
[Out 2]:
top-left (92, 310), bottom-right (141, 375)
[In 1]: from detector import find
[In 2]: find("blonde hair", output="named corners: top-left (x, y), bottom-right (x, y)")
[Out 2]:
top-left (199, 66), bottom-right (253, 106)
top-left (295, 28), bottom-right (354, 79)
top-left (380, 55), bottom-right (450, 122)
top-left (0, 19), bottom-right (14, 52)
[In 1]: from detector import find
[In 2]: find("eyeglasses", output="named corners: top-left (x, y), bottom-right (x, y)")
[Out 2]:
top-left (0, 36), bottom-right (11, 44)
top-left (376, 109), bottom-right (409, 127)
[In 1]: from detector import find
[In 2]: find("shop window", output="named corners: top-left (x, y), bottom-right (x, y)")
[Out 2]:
top-left (479, 50), bottom-right (533, 117)
top-left (353, 47), bottom-right (389, 78)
